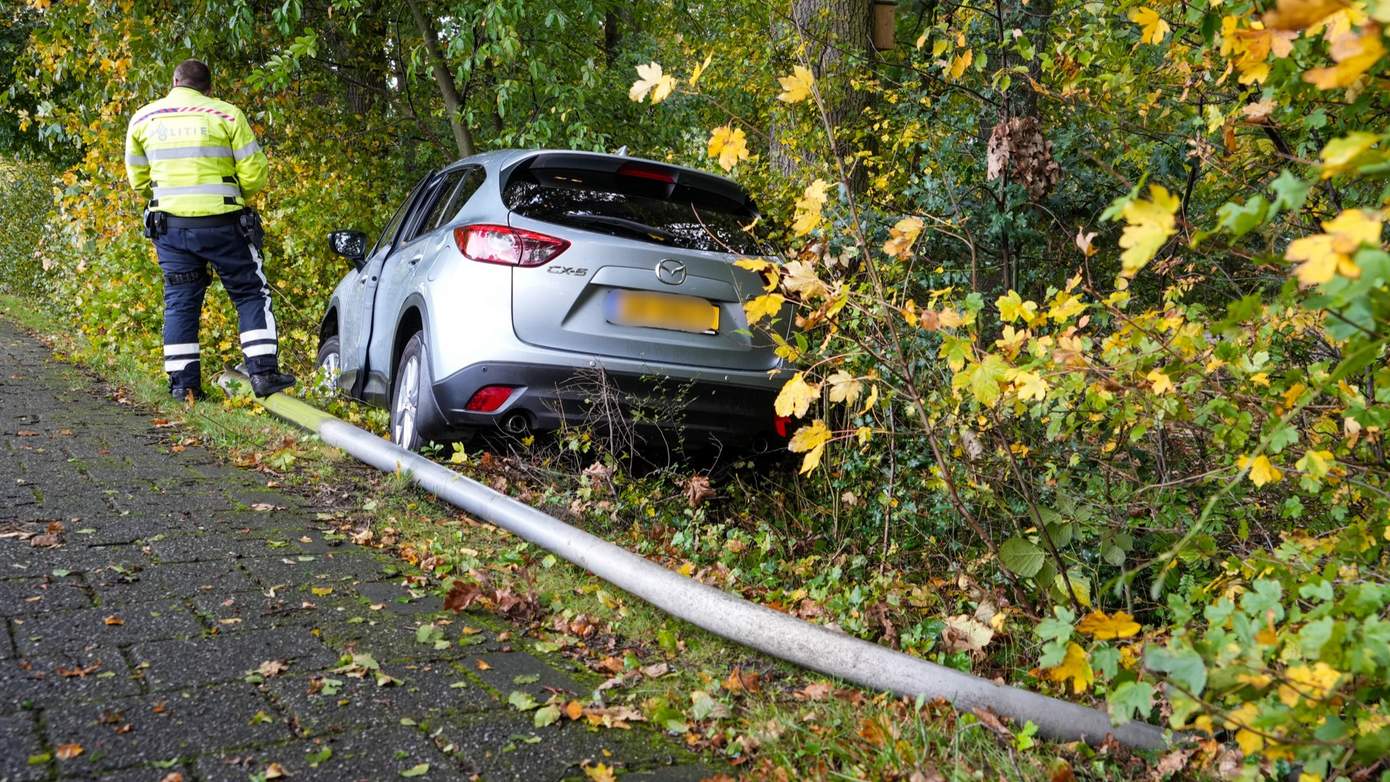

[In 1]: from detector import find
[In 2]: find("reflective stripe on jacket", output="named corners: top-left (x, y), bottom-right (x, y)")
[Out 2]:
top-left (124, 87), bottom-right (268, 217)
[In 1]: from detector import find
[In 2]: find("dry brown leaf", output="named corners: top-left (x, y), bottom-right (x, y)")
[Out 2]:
top-left (103, 615), bottom-right (123, 626)
top-left (258, 659), bottom-right (289, 678)
top-left (684, 474), bottom-right (715, 508)
top-left (55, 742), bottom-right (83, 760)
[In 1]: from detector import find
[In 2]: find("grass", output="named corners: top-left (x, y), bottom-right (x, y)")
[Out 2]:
top-left (0, 292), bottom-right (1161, 781)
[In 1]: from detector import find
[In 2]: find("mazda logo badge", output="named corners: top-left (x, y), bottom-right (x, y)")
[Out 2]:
top-left (655, 259), bottom-right (687, 285)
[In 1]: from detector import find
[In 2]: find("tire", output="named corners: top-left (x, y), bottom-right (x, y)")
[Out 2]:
top-left (391, 333), bottom-right (427, 451)
top-left (315, 335), bottom-right (342, 394)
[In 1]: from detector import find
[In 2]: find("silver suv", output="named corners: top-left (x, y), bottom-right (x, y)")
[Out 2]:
top-left (318, 150), bottom-right (790, 451)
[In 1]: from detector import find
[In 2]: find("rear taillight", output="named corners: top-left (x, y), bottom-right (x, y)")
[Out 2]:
top-left (465, 385), bottom-right (516, 412)
top-left (453, 224), bottom-right (570, 267)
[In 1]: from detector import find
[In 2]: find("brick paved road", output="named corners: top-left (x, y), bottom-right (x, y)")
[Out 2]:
top-left (0, 318), bottom-right (707, 782)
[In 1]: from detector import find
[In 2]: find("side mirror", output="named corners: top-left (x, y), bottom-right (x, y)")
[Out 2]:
top-left (328, 230), bottom-right (368, 269)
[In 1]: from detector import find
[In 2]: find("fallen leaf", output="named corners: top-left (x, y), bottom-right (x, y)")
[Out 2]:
top-left (103, 615), bottom-right (123, 626)
top-left (54, 743), bottom-right (83, 760)
top-left (258, 660), bottom-right (289, 678)
top-left (264, 762), bottom-right (286, 779)
top-left (584, 762), bottom-right (618, 782)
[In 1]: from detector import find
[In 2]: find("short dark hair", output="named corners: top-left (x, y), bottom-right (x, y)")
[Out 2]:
top-left (173, 59), bottom-right (211, 93)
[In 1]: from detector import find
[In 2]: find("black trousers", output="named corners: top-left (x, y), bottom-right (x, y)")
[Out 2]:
top-left (152, 223), bottom-right (278, 390)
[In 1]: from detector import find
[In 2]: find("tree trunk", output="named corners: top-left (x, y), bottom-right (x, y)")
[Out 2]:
top-left (405, 0), bottom-right (474, 159)
top-left (769, 0), bottom-right (873, 186)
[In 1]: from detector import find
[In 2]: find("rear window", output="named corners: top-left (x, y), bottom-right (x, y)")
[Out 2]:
top-left (503, 166), bottom-right (763, 254)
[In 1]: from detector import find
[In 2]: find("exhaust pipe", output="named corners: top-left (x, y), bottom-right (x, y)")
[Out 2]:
top-left (501, 411), bottom-right (530, 435)
top-left (218, 371), bottom-right (1170, 751)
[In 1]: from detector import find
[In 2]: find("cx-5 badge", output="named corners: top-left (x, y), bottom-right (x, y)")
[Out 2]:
top-left (655, 259), bottom-right (687, 285)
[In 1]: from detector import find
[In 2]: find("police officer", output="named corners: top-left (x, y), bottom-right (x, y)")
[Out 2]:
top-left (124, 59), bottom-right (295, 400)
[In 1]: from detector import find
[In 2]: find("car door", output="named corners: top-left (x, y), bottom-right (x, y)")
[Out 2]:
top-left (338, 177), bottom-right (426, 399)
top-left (363, 168), bottom-right (466, 395)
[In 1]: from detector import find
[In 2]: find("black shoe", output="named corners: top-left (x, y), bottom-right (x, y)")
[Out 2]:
top-left (250, 371), bottom-right (296, 398)
top-left (171, 386), bottom-right (205, 402)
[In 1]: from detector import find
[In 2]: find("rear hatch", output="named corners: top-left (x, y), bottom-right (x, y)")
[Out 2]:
top-left (504, 153), bottom-right (785, 372)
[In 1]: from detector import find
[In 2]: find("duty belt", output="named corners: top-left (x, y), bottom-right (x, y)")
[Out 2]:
top-left (157, 211), bottom-right (246, 229)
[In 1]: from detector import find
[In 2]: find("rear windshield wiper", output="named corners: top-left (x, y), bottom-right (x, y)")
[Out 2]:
top-left (560, 213), bottom-right (678, 245)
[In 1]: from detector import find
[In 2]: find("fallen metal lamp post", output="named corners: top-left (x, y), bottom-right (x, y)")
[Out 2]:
top-left (218, 371), bottom-right (1169, 751)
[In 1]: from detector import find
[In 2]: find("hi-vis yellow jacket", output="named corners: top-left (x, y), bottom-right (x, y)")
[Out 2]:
top-left (124, 86), bottom-right (268, 217)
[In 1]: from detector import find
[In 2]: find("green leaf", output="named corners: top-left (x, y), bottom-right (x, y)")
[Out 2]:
top-left (512, 674), bottom-right (540, 685)
top-left (400, 763), bottom-right (430, 777)
top-left (1000, 536), bottom-right (1045, 578)
top-left (508, 690), bottom-right (538, 711)
top-left (1269, 169), bottom-right (1310, 214)
top-left (1107, 681), bottom-right (1155, 725)
top-left (1215, 196), bottom-right (1268, 239)
top-left (1036, 606), bottom-right (1075, 644)
top-left (1145, 643), bottom-right (1207, 695)
top-left (533, 704), bottom-right (561, 728)
top-left (307, 746), bottom-right (332, 768)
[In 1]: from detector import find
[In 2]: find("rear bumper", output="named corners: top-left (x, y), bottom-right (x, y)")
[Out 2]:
top-left (429, 361), bottom-right (783, 443)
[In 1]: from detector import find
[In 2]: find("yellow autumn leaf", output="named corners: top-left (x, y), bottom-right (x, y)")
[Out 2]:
top-left (882, 216), bottom-right (924, 259)
top-left (1296, 449), bottom-right (1335, 478)
top-left (707, 125), bottom-right (750, 172)
top-left (1118, 184), bottom-right (1180, 278)
top-left (1285, 208), bottom-right (1382, 286)
top-left (825, 371), bottom-right (863, 406)
top-left (1147, 369), bottom-right (1175, 395)
top-left (1278, 662), bottom-right (1342, 706)
top-left (1047, 642), bottom-right (1094, 695)
top-left (1224, 21), bottom-right (1298, 84)
top-left (1011, 370), bottom-right (1049, 403)
top-left (948, 48), bottom-right (973, 79)
top-left (628, 62), bottom-right (676, 104)
top-left (743, 293), bottom-right (786, 324)
top-left (792, 179), bottom-right (831, 236)
top-left (777, 65), bottom-right (815, 103)
top-left (1304, 25), bottom-right (1385, 89)
top-left (1129, 7), bottom-right (1171, 45)
top-left (1264, 0), bottom-right (1348, 30)
top-left (788, 419), bottom-right (832, 474)
top-left (689, 53), bottom-right (713, 87)
top-left (1076, 610), bottom-right (1142, 640)
top-left (734, 258), bottom-right (780, 291)
top-left (781, 260), bottom-right (829, 300)
top-left (996, 290), bottom-right (1038, 324)
top-left (1319, 132), bottom-right (1380, 178)
top-left (1239, 454), bottom-right (1283, 486)
top-left (775, 372), bottom-right (820, 418)
top-left (1289, 447), bottom-right (1334, 477)
top-left (584, 763), bottom-right (618, 782)
top-left (1046, 290), bottom-right (1087, 323)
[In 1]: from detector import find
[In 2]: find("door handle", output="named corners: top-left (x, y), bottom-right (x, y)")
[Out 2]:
top-left (407, 256), bottom-right (423, 266)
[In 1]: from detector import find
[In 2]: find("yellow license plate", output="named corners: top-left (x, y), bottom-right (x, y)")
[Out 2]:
top-left (606, 290), bottom-right (719, 334)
